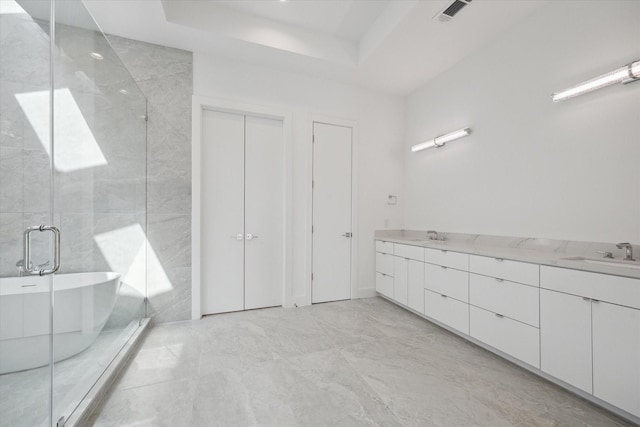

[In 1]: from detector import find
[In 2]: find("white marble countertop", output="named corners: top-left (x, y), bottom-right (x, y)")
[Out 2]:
top-left (375, 230), bottom-right (640, 280)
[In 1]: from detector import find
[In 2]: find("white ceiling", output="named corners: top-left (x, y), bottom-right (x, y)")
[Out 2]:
top-left (83, 0), bottom-right (548, 95)
top-left (215, 0), bottom-right (392, 43)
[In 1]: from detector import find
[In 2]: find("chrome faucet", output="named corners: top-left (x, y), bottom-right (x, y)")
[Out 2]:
top-left (16, 259), bottom-right (31, 276)
top-left (426, 230), bottom-right (439, 241)
top-left (616, 243), bottom-right (635, 261)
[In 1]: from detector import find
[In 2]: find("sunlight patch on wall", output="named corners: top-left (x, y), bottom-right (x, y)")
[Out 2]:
top-left (94, 223), bottom-right (172, 298)
top-left (15, 88), bottom-right (108, 172)
top-left (0, 0), bottom-right (26, 15)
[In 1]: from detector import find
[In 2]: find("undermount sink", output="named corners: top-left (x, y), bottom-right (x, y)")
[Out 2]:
top-left (561, 256), bottom-right (640, 270)
top-left (404, 238), bottom-right (445, 243)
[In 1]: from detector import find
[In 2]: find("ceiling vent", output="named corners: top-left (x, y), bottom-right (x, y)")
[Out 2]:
top-left (435, 0), bottom-right (472, 22)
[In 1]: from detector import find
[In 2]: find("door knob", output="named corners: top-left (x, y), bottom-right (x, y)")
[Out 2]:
top-left (246, 233), bottom-right (259, 240)
top-left (341, 232), bottom-right (352, 238)
top-left (233, 234), bottom-right (243, 240)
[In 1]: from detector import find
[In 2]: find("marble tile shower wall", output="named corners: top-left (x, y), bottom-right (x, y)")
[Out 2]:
top-left (107, 36), bottom-right (193, 323)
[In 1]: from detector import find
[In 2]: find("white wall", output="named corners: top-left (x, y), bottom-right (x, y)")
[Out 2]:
top-left (404, 1), bottom-right (640, 244)
top-left (194, 54), bottom-right (405, 305)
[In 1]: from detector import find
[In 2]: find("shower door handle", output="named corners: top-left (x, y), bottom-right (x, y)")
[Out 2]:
top-left (24, 225), bottom-right (61, 276)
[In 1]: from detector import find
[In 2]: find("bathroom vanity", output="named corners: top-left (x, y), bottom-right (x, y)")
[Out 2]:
top-left (374, 230), bottom-right (640, 424)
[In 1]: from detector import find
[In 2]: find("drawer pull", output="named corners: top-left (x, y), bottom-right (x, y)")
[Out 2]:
top-left (495, 258), bottom-right (504, 262)
top-left (495, 313), bottom-right (504, 318)
top-left (405, 258), bottom-right (410, 261)
top-left (582, 297), bottom-right (591, 302)
top-left (440, 294), bottom-right (448, 298)
top-left (440, 265), bottom-right (448, 270)
top-left (381, 273), bottom-right (386, 277)
top-left (495, 278), bottom-right (504, 282)
top-left (441, 249), bottom-right (448, 253)
top-left (591, 299), bottom-right (600, 303)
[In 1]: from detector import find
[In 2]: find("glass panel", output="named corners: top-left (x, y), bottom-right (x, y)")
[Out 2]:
top-left (50, 0), bottom-right (147, 423)
top-left (0, 1), bottom-right (54, 426)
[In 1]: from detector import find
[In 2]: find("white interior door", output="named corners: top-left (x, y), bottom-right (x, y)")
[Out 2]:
top-left (312, 122), bottom-right (352, 303)
top-left (201, 110), bottom-right (245, 314)
top-left (244, 116), bottom-right (284, 310)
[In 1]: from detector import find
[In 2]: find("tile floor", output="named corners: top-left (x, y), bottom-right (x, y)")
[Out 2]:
top-left (88, 297), bottom-right (631, 426)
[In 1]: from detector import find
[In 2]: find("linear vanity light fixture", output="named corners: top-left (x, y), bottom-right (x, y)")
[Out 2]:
top-left (411, 127), bottom-right (470, 152)
top-left (552, 60), bottom-right (640, 102)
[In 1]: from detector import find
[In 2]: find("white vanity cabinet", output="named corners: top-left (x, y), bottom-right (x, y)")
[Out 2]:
top-left (592, 301), bottom-right (640, 417)
top-left (392, 257), bottom-right (426, 313)
top-left (375, 242), bottom-right (394, 298)
top-left (374, 236), bottom-right (640, 423)
top-left (375, 241), bottom-right (426, 311)
top-left (424, 250), bottom-right (470, 335)
top-left (469, 255), bottom-right (539, 287)
top-left (469, 256), bottom-right (540, 368)
top-left (540, 289), bottom-right (593, 393)
top-left (393, 256), bottom-right (409, 305)
top-left (390, 243), bottom-right (425, 311)
top-left (406, 259), bottom-right (425, 313)
top-left (540, 266), bottom-right (640, 418)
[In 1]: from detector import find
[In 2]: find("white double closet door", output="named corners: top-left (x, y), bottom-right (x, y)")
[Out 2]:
top-left (202, 110), bottom-right (284, 315)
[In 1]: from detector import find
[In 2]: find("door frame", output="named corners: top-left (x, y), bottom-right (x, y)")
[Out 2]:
top-left (308, 116), bottom-right (359, 305)
top-left (192, 96), bottom-right (293, 319)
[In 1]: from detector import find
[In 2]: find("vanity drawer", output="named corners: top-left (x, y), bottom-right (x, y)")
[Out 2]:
top-left (540, 266), bottom-right (640, 310)
top-left (425, 289), bottom-right (469, 335)
top-left (425, 264), bottom-right (469, 303)
top-left (470, 273), bottom-right (539, 327)
top-left (375, 272), bottom-right (393, 298)
top-left (375, 240), bottom-right (394, 255)
top-left (469, 255), bottom-right (539, 287)
top-left (424, 248), bottom-right (468, 270)
top-left (394, 243), bottom-right (424, 262)
top-left (375, 252), bottom-right (394, 276)
top-left (470, 306), bottom-right (540, 368)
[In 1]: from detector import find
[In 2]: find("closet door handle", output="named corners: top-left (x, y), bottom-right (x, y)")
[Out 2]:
top-left (233, 234), bottom-right (244, 241)
top-left (246, 233), bottom-right (259, 240)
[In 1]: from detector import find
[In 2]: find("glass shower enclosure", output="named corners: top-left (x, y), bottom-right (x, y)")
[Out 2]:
top-left (0, 0), bottom-right (148, 425)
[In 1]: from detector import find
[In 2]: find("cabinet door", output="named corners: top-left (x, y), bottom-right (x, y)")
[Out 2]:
top-left (592, 302), bottom-right (640, 417)
top-left (425, 290), bottom-right (469, 335)
top-left (375, 272), bottom-right (393, 298)
top-left (540, 289), bottom-right (592, 393)
top-left (425, 264), bottom-right (468, 303)
top-left (375, 252), bottom-right (394, 276)
top-left (470, 306), bottom-right (539, 367)
top-left (393, 257), bottom-right (408, 305)
top-left (407, 259), bottom-right (425, 314)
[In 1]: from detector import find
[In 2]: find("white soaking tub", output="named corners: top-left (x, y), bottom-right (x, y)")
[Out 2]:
top-left (0, 272), bottom-right (121, 374)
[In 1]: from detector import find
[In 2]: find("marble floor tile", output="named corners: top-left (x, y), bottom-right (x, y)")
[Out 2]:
top-left (89, 297), bottom-right (633, 427)
top-left (88, 378), bottom-right (197, 427)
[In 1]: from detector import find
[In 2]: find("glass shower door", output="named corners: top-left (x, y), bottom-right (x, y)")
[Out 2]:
top-left (0, 1), bottom-right (55, 426)
top-left (50, 0), bottom-right (148, 425)
top-left (2, 0), bottom-right (148, 424)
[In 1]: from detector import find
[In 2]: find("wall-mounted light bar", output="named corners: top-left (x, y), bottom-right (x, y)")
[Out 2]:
top-left (552, 60), bottom-right (640, 102)
top-left (411, 127), bottom-right (470, 152)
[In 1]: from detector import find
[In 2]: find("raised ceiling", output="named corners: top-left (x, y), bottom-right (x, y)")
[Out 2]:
top-left (83, 0), bottom-right (548, 95)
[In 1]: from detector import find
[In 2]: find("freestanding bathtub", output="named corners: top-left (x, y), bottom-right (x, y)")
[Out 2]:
top-left (0, 272), bottom-right (121, 374)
